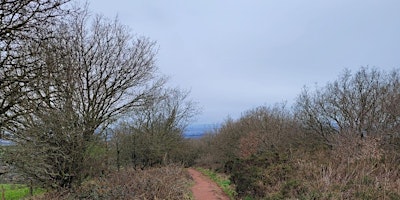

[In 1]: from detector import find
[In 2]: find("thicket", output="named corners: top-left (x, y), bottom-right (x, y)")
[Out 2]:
top-left (32, 165), bottom-right (192, 200)
top-left (194, 67), bottom-right (400, 199)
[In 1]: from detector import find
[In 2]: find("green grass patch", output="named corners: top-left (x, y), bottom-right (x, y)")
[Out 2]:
top-left (0, 184), bottom-right (45, 200)
top-left (196, 168), bottom-right (237, 199)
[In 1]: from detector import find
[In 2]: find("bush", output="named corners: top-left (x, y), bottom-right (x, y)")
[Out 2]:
top-left (229, 151), bottom-right (299, 198)
top-left (34, 165), bottom-right (192, 200)
top-left (293, 135), bottom-right (400, 199)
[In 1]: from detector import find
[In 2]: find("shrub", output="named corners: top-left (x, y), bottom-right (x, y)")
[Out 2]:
top-left (229, 151), bottom-right (299, 198)
top-left (34, 165), bottom-right (192, 200)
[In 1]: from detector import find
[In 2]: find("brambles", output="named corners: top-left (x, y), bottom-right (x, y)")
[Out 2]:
top-left (33, 165), bottom-right (192, 200)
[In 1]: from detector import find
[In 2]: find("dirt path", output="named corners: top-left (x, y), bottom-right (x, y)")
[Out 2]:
top-left (188, 168), bottom-right (230, 200)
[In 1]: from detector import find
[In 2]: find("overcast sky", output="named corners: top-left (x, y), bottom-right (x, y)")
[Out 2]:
top-left (88, 0), bottom-right (400, 124)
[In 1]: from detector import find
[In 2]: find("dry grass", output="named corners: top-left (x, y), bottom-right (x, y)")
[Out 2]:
top-left (33, 165), bottom-right (193, 200)
top-left (295, 135), bottom-right (400, 199)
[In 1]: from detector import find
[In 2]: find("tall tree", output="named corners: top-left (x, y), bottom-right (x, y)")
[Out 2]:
top-left (10, 9), bottom-right (165, 141)
top-left (4, 8), bottom-right (166, 188)
top-left (0, 0), bottom-right (70, 133)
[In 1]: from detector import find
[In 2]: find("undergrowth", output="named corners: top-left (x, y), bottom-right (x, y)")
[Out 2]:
top-left (33, 165), bottom-right (192, 200)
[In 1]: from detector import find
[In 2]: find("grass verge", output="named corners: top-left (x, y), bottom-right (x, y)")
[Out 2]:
top-left (0, 184), bottom-right (45, 200)
top-left (196, 167), bottom-right (237, 199)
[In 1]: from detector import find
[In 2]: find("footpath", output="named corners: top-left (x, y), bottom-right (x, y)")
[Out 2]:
top-left (187, 168), bottom-right (229, 200)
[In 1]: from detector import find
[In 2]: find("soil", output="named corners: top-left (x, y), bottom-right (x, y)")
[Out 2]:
top-left (188, 168), bottom-right (230, 200)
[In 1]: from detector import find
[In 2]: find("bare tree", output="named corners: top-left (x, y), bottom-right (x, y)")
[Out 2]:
top-left (0, 0), bottom-right (70, 133)
top-left (294, 85), bottom-right (338, 143)
top-left (131, 88), bottom-right (198, 135)
top-left (3, 8), bottom-right (166, 188)
top-left (8, 9), bottom-right (165, 140)
top-left (113, 88), bottom-right (198, 168)
top-left (295, 67), bottom-right (400, 140)
top-left (0, 0), bottom-right (69, 41)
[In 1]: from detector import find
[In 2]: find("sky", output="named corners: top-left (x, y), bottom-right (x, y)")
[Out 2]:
top-left (88, 0), bottom-right (400, 124)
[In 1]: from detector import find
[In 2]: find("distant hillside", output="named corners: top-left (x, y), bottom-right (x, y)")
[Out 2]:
top-left (0, 139), bottom-right (12, 146)
top-left (184, 124), bottom-right (218, 139)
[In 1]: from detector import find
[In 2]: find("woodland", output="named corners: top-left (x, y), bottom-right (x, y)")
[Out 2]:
top-left (0, 1), bottom-right (399, 199)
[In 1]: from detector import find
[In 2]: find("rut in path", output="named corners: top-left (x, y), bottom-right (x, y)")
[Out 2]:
top-left (188, 168), bottom-right (229, 200)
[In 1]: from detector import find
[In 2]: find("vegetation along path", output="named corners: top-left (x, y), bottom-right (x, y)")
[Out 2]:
top-left (188, 168), bottom-right (229, 200)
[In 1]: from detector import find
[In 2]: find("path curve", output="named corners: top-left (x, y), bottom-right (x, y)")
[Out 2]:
top-left (188, 168), bottom-right (229, 200)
